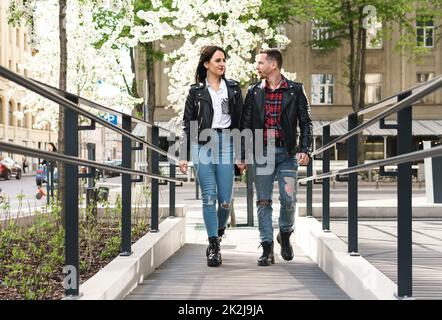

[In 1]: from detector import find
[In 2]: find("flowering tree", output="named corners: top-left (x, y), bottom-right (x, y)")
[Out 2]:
top-left (130, 0), bottom-right (295, 120)
top-left (8, 0), bottom-right (141, 130)
top-left (91, 0), bottom-right (295, 121)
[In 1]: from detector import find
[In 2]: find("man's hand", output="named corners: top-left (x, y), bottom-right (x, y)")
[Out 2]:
top-left (296, 153), bottom-right (310, 166)
top-left (179, 160), bottom-right (188, 174)
top-left (236, 160), bottom-right (247, 174)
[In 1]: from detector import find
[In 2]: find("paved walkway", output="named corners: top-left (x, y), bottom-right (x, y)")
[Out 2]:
top-left (126, 206), bottom-right (350, 300)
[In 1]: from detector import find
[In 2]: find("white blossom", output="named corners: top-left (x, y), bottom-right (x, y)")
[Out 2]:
top-left (129, 0), bottom-right (294, 121)
top-left (12, 0), bottom-right (141, 130)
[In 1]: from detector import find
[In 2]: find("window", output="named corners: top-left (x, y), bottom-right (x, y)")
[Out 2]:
top-left (0, 99), bottom-right (3, 124)
top-left (24, 33), bottom-right (28, 51)
top-left (366, 17), bottom-right (383, 49)
top-left (364, 136), bottom-right (384, 160)
top-left (8, 101), bottom-right (14, 126)
top-left (17, 103), bottom-right (23, 127)
top-left (16, 28), bottom-right (20, 46)
top-left (365, 74), bottom-right (382, 103)
top-left (417, 72), bottom-right (435, 103)
top-left (311, 21), bottom-right (332, 49)
top-left (416, 16), bottom-right (434, 48)
top-left (311, 74), bottom-right (334, 105)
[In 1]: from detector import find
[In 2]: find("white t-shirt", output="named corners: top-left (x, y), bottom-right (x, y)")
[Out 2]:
top-left (206, 79), bottom-right (231, 129)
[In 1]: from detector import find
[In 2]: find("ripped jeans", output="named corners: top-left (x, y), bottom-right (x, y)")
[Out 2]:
top-left (253, 146), bottom-right (298, 243)
top-left (191, 132), bottom-right (234, 238)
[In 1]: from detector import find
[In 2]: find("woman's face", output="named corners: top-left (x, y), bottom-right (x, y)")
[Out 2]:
top-left (204, 50), bottom-right (226, 79)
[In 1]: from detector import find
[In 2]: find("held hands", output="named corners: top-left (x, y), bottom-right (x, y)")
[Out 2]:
top-left (235, 160), bottom-right (247, 174)
top-left (297, 153), bottom-right (310, 166)
top-left (179, 160), bottom-right (188, 174)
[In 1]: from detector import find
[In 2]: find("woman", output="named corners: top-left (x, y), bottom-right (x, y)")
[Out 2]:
top-left (179, 46), bottom-right (243, 267)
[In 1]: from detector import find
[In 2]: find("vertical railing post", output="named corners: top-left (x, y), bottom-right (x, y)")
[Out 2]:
top-left (322, 125), bottom-right (331, 231)
top-left (348, 114), bottom-right (359, 255)
top-left (247, 164), bottom-right (254, 226)
top-left (169, 138), bottom-right (176, 217)
top-left (64, 97), bottom-right (80, 297)
top-left (86, 143), bottom-right (97, 223)
top-left (121, 115), bottom-right (132, 256)
top-left (397, 91), bottom-right (413, 298)
top-left (306, 159), bottom-right (313, 217)
top-left (46, 162), bottom-right (52, 206)
top-left (151, 126), bottom-right (159, 232)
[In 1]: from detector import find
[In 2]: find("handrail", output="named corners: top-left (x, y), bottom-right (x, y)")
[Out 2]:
top-left (312, 75), bottom-right (442, 156)
top-left (299, 144), bottom-right (442, 183)
top-left (0, 65), bottom-right (178, 162)
top-left (0, 141), bottom-right (181, 183)
top-left (313, 74), bottom-right (442, 134)
top-left (31, 78), bottom-right (173, 134)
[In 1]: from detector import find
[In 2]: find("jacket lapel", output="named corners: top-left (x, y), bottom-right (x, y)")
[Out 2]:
top-left (253, 85), bottom-right (266, 124)
top-left (281, 83), bottom-right (295, 115)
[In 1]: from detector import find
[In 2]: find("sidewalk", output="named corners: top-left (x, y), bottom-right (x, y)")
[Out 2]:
top-left (126, 204), bottom-right (350, 300)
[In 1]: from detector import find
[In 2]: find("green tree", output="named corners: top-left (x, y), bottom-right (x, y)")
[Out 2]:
top-left (291, 0), bottom-right (442, 162)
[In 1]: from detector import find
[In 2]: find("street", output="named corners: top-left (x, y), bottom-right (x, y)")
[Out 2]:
top-left (0, 173), bottom-right (428, 214)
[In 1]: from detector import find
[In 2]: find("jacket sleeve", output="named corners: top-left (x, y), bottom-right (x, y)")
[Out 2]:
top-left (296, 84), bottom-right (313, 157)
top-left (179, 87), bottom-right (196, 161)
top-left (240, 86), bottom-right (254, 161)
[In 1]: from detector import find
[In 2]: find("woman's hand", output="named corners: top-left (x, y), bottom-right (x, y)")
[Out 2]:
top-left (179, 160), bottom-right (188, 174)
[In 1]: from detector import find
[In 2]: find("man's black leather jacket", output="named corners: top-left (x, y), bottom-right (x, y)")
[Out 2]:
top-left (240, 79), bottom-right (313, 158)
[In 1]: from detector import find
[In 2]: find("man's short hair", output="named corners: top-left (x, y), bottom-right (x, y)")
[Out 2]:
top-left (259, 48), bottom-right (283, 69)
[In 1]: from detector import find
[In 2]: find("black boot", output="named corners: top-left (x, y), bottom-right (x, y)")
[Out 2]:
top-left (206, 227), bottom-right (226, 257)
top-left (207, 236), bottom-right (222, 267)
top-left (277, 230), bottom-right (294, 261)
top-left (257, 241), bottom-right (274, 266)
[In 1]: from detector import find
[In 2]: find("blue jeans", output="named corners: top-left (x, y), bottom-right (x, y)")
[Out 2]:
top-left (191, 132), bottom-right (234, 238)
top-left (253, 146), bottom-right (298, 243)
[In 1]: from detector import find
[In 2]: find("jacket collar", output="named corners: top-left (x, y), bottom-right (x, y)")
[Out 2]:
top-left (194, 79), bottom-right (239, 105)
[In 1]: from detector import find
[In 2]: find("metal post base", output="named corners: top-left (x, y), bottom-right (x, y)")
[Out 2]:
top-left (394, 293), bottom-right (414, 300)
top-left (64, 292), bottom-right (84, 300)
top-left (150, 229), bottom-right (160, 233)
top-left (323, 229), bottom-right (332, 233)
top-left (119, 251), bottom-right (133, 257)
top-left (349, 252), bottom-right (360, 257)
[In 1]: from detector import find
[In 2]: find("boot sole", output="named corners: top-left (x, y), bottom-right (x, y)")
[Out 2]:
top-left (207, 255), bottom-right (222, 267)
top-left (257, 256), bottom-right (275, 266)
top-left (277, 234), bottom-right (294, 261)
top-left (207, 260), bottom-right (222, 267)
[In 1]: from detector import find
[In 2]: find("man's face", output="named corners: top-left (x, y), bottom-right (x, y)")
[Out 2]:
top-left (256, 53), bottom-right (274, 79)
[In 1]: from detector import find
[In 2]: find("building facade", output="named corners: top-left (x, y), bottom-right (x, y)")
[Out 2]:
top-left (0, 1), bottom-right (57, 172)
top-left (139, 13), bottom-right (442, 162)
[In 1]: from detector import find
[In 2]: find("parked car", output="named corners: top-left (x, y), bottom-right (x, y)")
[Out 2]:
top-left (0, 157), bottom-right (22, 180)
top-left (97, 159), bottom-right (123, 178)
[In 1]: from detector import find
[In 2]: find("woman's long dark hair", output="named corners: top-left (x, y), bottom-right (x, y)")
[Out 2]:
top-left (195, 45), bottom-right (227, 84)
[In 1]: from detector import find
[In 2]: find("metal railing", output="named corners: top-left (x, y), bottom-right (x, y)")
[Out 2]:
top-left (0, 65), bottom-right (181, 298)
top-left (298, 74), bottom-right (442, 299)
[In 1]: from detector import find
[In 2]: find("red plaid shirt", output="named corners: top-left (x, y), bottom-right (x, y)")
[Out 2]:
top-left (264, 76), bottom-right (288, 145)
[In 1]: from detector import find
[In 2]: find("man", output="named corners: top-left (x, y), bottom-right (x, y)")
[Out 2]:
top-left (239, 48), bottom-right (313, 266)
